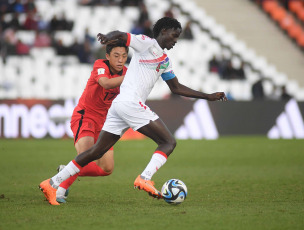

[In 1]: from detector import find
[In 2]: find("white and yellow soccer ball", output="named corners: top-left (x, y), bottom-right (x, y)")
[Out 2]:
top-left (161, 179), bottom-right (187, 204)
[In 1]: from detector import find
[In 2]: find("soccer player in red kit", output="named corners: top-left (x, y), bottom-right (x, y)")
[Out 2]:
top-left (55, 41), bottom-right (128, 203)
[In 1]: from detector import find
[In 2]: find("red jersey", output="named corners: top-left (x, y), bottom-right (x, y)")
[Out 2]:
top-left (74, 59), bottom-right (127, 126)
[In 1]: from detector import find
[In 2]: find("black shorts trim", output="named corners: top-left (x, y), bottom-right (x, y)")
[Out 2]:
top-left (74, 109), bottom-right (85, 143)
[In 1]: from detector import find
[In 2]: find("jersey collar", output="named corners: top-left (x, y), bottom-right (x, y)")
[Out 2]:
top-left (104, 60), bottom-right (123, 76)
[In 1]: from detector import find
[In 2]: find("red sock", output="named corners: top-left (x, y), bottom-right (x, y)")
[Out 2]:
top-left (78, 162), bottom-right (110, 177)
top-left (59, 162), bottom-right (110, 190)
top-left (59, 174), bottom-right (78, 190)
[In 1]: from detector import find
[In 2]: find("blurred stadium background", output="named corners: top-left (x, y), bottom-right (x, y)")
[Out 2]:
top-left (1, 0), bottom-right (304, 140)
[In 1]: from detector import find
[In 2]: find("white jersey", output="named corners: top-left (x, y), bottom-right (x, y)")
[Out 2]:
top-left (115, 33), bottom-right (176, 103)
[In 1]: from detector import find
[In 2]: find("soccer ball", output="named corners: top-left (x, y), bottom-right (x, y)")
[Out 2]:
top-left (161, 179), bottom-right (187, 204)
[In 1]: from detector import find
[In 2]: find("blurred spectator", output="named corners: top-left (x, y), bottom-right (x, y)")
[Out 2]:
top-left (278, 0), bottom-right (289, 9)
top-left (164, 7), bottom-right (174, 18)
top-left (69, 38), bottom-right (93, 63)
top-left (77, 40), bottom-right (93, 63)
top-left (37, 14), bottom-right (49, 31)
top-left (16, 39), bottom-right (30, 55)
top-left (138, 3), bottom-right (149, 25)
top-left (79, 0), bottom-right (111, 6)
top-left (0, 1), bottom-right (9, 14)
top-left (181, 21), bottom-right (194, 40)
top-left (79, 0), bottom-right (92, 5)
top-left (218, 57), bottom-right (230, 78)
top-left (252, 78), bottom-right (265, 100)
top-left (1, 28), bottom-right (17, 58)
top-left (0, 14), bottom-right (9, 31)
top-left (49, 15), bottom-right (60, 32)
top-left (142, 20), bottom-right (153, 37)
top-left (58, 13), bottom-right (73, 30)
top-left (24, 0), bottom-right (37, 13)
top-left (209, 56), bottom-right (220, 73)
top-left (131, 21), bottom-right (144, 35)
top-left (33, 31), bottom-right (51, 47)
top-left (8, 13), bottom-right (21, 30)
top-left (23, 12), bottom-right (38, 30)
top-left (49, 14), bottom-right (73, 31)
top-left (70, 38), bottom-right (81, 56)
top-left (222, 60), bottom-right (235, 80)
top-left (12, 0), bottom-right (25, 14)
top-left (234, 62), bottom-right (246, 80)
top-left (1, 40), bottom-right (16, 57)
top-left (209, 55), bottom-right (247, 80)
top-left (130, 2), bottom-right (151, 37)
top-left (3, 27), bottom-right (18, 45)
top-left (120, 0), bottom-right (143, 9)
top-left (84, 27), bottom-right (95, 45)
top-left (54, 39), bottom-right (71, 55)
top-left (120, 0), bottom-right (128, 8)
top-left (281, 85), bottom-right (292, 100)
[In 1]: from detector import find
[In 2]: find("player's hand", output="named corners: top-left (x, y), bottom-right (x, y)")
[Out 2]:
top-left (208, 92), bottom-right (227, 101)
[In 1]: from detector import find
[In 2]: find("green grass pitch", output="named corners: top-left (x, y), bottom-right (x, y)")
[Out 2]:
top-left (0, 137), bottom-right (303, 230)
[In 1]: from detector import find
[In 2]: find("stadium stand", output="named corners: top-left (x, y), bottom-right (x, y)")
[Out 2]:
top-left (255, 0), bottom-right (304, 49)
top-left (0, 0), bottom-right (304, 101)
top-left (288, 0), bottom-right (304, 23)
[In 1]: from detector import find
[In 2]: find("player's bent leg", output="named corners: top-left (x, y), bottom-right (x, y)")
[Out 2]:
top-left (137, 118), bottom-right (177, 157)
top-left (75, 136), bottom-right (114, 175)
top-left (75, 136), bottom-right (95, 154)
top-left (57, 136), bottom-right (115, 203)
top-left (95, 149), bottom-right (114, 175)
top-left (56, 165), bottom-right (72, 203)
top-left (56, 136), bottom-right (96, 203)
top-left (75, 130), bottom-right (120, 167)
top-left (76, 136), bottom-right (115, 175)
top-left (133, 118), bottom-right (176, 199)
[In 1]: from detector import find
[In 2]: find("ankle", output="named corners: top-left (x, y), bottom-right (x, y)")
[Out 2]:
top-left (56, 187), bottom-right (67, 198)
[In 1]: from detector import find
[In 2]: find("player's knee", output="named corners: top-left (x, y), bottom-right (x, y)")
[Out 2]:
top-left (163, 137), bottom-right (176, 154)
top-left (96, 156), bottom-right (114, 175)
top-left (101, 164), bottom-right (114, 175)
top-left (168, 138), bottom-right (177, 152)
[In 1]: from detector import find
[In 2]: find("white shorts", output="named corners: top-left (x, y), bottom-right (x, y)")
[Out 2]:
top-left (102, 101), bottom-right (159, 136)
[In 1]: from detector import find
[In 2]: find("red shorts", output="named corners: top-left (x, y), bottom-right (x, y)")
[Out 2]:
top-left (70, 109), bottom-right (114, 150)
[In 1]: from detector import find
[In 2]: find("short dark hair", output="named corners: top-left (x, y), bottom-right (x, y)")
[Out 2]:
top-left (106, 40), bottom-right (129, 54)
top-left (152, 17), bottom-right (182, 38)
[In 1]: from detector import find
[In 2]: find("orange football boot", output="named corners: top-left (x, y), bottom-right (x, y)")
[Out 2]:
top-left (39, 179), bottom-right (60, 205)
top-left (134, 175), bottom-right (162, 199)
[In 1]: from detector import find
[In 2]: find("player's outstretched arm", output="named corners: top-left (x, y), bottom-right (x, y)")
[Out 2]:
top-left (98, 76), bottom-right (125, 89)
top-left (97, 31), bottom-right (128, 45)
top-left (166, 77), bottom-right (227, 101)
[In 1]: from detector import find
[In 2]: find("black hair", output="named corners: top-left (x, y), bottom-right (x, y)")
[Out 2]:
top-left (106, 40), bottom-right (129, 54)
top-left (152, 17), bottom-right (182, 38)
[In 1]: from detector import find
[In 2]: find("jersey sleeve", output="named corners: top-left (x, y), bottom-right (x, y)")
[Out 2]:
top-left (161, 57), bottom-right (176, 81)
top-left (127, 33), bottom-right (155, 53)
top-left (92, 60), bottom-right (110, 82)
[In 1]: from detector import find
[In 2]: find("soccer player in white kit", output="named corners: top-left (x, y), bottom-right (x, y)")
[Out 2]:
top-left (39, 17), bottom-right (227, 205)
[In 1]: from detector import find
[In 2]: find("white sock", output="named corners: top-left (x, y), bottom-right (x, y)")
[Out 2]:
top-left (141, 152), bottom-right (167, 180)
top-left (51, 161), bottom-right (81, 188)
top-left (56, 187), bottom-right (67, 199)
